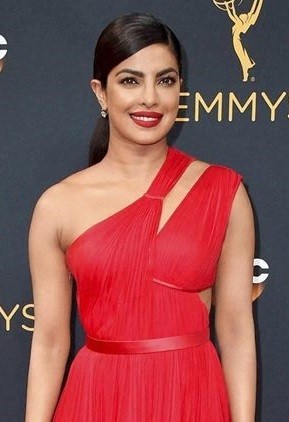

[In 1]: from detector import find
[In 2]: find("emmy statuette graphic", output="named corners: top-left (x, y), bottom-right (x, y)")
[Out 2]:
top-left (213, 0), bottom-right (263, 81)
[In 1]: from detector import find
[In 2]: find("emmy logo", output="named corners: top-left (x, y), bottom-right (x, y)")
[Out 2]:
top-left (213, 0), bottom-right (263, 81)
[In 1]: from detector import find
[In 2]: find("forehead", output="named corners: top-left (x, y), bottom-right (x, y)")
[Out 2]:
top-left (110, 44), bottom-right (178, 75)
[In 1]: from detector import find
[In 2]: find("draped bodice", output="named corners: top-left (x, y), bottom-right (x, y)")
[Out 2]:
top-left (65, 146), bottom-right (243, 340)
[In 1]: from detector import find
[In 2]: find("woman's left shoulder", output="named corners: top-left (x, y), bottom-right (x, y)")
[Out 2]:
top-left (203, 161), bottom-right (245, 192)
top-left (204, 161), bottom-right (247, 204)
top-left (210, 161), bottom-right (243, 179)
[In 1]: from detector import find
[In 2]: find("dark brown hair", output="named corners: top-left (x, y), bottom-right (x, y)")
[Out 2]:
top-left (88, 13), bottom-right (182, 166)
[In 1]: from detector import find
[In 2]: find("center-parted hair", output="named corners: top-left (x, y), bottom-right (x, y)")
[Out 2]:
top-left (89, 13), bottom-right (182, 166)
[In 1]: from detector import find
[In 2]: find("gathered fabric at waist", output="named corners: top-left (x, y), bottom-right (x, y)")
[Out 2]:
top-left (85, 327), bottom-right (210, 355)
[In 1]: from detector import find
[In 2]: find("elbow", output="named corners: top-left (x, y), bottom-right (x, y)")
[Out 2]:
top-left (31, 324), bottom-right (71, 358)
top-left (215, 310), bottom-right (256, 352)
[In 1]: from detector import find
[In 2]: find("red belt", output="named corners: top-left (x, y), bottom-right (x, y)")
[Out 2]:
top-left (86, 327), bottom-right (210, 354)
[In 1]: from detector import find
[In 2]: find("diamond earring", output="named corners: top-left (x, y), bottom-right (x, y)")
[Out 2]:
top-left (101, 109), bottom-right (108, 118)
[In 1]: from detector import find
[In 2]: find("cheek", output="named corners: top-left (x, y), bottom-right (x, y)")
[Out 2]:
top-left (106, 87), bottom-right (135, 111)
top-left (161, 89), bottom-right (180, 110)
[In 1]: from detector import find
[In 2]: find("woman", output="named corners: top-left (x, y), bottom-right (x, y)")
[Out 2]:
top-left (25, 13), bottom-right (256, 422)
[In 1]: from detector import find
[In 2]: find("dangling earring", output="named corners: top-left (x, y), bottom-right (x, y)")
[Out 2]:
top-left (101, 109), bottom-right (108, 118)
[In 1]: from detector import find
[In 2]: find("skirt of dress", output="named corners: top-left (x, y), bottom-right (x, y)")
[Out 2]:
top-left (52, 340), bottom-right (230, 422)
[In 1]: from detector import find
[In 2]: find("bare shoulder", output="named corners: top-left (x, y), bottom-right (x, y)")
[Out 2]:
top-left (30, 166), bottom-right (102, 245)
top-left (34, 165), bottom-right (101, 213)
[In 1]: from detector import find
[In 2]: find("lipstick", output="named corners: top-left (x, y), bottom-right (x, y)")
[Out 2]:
top-left (130, 111), bottom-right (163, 128)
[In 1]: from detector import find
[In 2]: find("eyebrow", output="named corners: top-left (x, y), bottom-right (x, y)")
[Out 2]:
top-left (115, 67), bottom-right (179, 78)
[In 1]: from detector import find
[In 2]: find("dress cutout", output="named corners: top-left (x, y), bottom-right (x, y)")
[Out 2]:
top-left (52, 146), bottom-right (243, 421)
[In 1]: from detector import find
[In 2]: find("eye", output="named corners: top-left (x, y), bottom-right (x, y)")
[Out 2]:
top-left (158, 76), bottom-right (177, 86)
top-left (119, 77), bottom-right (138, 86)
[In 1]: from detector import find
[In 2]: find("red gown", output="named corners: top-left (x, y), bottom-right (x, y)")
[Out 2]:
top-left (52, 146), bottom-right (243, 421)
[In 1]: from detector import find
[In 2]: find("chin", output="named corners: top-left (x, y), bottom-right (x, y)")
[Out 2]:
top-left (131, 130), bottom-right (168, 143)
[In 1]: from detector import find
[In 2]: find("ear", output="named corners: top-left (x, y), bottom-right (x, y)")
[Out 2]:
top-left (90, 79), bottom-right (107, 110)
top-left (180, 77), bottom-right (184, 88)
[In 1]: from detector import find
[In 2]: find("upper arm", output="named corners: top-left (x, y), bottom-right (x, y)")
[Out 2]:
top-left (214, 182), bottom-right (255, 333)
top-left (28, 184), bottom-right (73, 347)
top-left (226, 4), bottom-right (238, 23)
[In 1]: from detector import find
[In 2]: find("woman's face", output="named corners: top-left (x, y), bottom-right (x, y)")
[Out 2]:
top-left (91, 43), bottom-right (181, 147)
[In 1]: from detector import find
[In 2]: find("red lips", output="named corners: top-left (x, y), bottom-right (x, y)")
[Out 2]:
top-left (130, 110), bottom-right (164, 128)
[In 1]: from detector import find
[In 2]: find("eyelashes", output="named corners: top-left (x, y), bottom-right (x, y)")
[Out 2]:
top-left (159, 76), bottom-right (177, 86)
top-left (119, 76), bottom-right (177, 87)
top-left (119, 77), bottom-right (137, 85)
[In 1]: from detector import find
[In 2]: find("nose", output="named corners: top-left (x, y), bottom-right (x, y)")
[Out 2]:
top-left (140, 81), bottom-right (158, 108)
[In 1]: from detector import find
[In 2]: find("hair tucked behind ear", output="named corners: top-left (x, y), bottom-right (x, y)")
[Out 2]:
top-left (88, 12), bottom-right (182, 166)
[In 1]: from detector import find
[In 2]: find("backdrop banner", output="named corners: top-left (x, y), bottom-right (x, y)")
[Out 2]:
top-left (0, 1), bottom-right (288, 421)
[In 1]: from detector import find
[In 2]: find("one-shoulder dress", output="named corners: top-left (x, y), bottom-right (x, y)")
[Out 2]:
top-left (52, 146), bottom-right (243, 421)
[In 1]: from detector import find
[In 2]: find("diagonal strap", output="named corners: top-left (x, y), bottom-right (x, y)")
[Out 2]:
top-left (145, 147), bottom-right (195, 199)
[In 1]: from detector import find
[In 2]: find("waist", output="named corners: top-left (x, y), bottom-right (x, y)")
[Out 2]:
top-left (85, 327), bottom-right (210, 355)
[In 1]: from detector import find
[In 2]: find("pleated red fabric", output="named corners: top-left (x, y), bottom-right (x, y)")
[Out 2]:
top-left (52, 146), bottom-right (243, 421)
